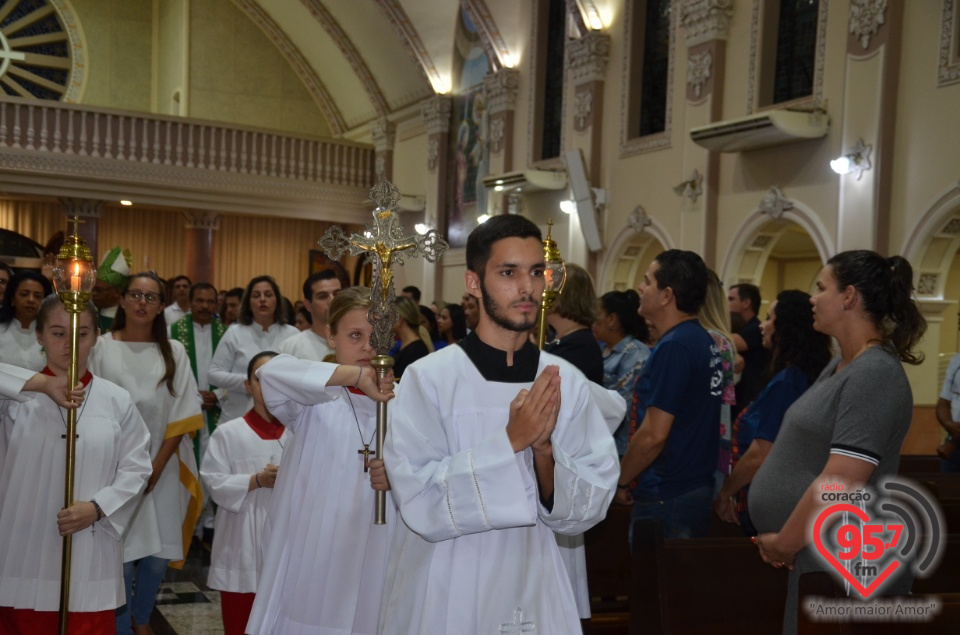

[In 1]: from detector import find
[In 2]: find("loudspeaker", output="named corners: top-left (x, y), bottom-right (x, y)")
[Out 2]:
top-left (564, 149), bottom-right (603, 252)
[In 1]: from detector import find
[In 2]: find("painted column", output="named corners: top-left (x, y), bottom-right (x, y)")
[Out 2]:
top-left (836, 0), bottom-right (903, 254)
top-left (420, 96), bottom-right (453, 303)
top-left (483, 69), bottom-right (520, 177)
top-left (678, 0), bottom-right (733, 268)
top-left (371, 117), bottom-right (396, 182)
top-left (183, 211), bottom-right (220, 284)
top-left (565, 31), bottom-right (611, 272)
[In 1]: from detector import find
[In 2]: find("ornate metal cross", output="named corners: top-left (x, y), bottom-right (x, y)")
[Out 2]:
top-left (319, 178), bottom-right (448, 354)
top-left (318, 177), bottom-right (448, 525)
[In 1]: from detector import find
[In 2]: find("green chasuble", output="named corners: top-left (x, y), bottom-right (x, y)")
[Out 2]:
top-left (170, 315), bottom-right (228, 466)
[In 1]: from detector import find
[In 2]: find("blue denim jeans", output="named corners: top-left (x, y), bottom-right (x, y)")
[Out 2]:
top-left (629, 485), bottom-right (713, 546)
top-left (115, 556), bottom-right (169, 634)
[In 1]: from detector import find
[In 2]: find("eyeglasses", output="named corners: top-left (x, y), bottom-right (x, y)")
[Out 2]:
top-left (126, 290), bottom-right (161, 305)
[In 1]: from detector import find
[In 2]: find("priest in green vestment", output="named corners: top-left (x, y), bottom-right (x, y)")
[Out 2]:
top-left (170, 282), bottom-right (228, 465)
top-left (92, 246), bottom-right (131, 333)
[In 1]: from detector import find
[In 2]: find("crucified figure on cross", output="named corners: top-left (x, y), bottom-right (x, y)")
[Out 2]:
top-left (318, 177), bottom-right (449, 523)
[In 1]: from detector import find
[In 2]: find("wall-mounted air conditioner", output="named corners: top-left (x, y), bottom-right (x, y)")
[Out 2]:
top-left (690, 109), bottom-right (829, 153)
top-left (481, 169), bottom-right (567, 193)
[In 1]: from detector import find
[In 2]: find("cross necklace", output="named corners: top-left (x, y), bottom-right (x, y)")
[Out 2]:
top-left (343, 388), bottom-right (375, 472)
top-left (58, 381), bottom-right (92, 440)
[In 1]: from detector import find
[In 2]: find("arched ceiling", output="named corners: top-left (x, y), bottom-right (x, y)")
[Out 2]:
top-left (242, 0), bottom-right (471, 136)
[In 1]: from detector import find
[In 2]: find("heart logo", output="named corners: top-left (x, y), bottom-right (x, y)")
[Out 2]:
top-left (812, 503), bottom-right (900, 598)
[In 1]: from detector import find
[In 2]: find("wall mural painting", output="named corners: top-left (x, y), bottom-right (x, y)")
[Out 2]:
top-left (448, 7), bottom-right (490, 248)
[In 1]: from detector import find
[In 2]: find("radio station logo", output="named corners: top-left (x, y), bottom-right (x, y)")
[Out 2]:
top-left (806, 477), bottom-right (946, 622)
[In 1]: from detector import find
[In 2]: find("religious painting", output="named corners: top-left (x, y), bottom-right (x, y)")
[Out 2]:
top-left (309, 249), bottom-right (354, 289)
top-left (447, 8), bottom-right (490, 248)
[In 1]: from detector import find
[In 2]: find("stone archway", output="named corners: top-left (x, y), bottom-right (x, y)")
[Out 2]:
top-left (899, 181), bottom-right (960, 405)
top-left (719, 193), bottom-right (834, 287)
top-left (597, 206), bottom-right (674, 293)
top-left (901, 181), bottom-right (960, 300)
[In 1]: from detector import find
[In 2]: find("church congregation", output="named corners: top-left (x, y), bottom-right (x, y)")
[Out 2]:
top-left (3, 0), bottom-right (960, 633)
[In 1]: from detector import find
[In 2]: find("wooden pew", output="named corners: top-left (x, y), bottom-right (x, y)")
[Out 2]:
top-left (621, 529), bottom-right (960, 635)
top-left (898, 454), bottom-right (941, 474)
top-left (897, 473), bottom-right (960, 534)
top-left (628, 523), bottom-right (787, 635)
top-left (583, 504), bottom-right (632, 634)
top-left (582, 503), bottom-right (751, 634)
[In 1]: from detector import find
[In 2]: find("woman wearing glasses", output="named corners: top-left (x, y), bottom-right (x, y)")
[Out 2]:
top-left (88, 271), bottom-right (204, 635)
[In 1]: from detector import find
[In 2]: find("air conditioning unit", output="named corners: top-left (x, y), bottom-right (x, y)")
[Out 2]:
top-left (481, 169), bottom-right (567, 193)
top-left (690, 109), bottom-right (829, 153)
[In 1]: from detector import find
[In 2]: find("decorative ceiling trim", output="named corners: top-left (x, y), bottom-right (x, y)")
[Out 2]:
top-left (679, 0), bottom-right (733, 47)
top-left (565, 0), bottom-right (588, 36)
top-left (231, 0), bottom-right (346, 135)
top-left (462, 0), bottom-right (513, 71)
top-left (374, 0), bottom-right (445, 94)
top-left (299, 0), bottom-right (390, 117)
top-left (939, 0), bottom-right (960, 87)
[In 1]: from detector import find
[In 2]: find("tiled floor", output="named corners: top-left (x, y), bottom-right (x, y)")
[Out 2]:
top-left (149, 541), bottom-right (223, 635)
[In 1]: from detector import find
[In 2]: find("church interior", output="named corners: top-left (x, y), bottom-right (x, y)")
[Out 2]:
top-left (2, 0), bottom-right (960, 632)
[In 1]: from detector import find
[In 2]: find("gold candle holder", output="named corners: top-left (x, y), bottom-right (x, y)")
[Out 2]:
top-left (51, 217), bottom-right (96, 635)
top-left (537, 219), bottom-right (567, 349)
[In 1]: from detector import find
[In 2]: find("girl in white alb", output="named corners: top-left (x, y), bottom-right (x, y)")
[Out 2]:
top-left (201, 351), bottom-right (290, 635)
top-left (246, 286), bottom-right (395, 635)
top-left (0, 296), bottom-right (152, 634)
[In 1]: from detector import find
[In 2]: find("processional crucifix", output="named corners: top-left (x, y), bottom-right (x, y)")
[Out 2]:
top-left (319, 178), bottom-right (448, 524)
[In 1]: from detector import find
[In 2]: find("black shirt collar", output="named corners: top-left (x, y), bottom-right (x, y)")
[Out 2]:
top-left (458, 330), bottom-right (540, 383)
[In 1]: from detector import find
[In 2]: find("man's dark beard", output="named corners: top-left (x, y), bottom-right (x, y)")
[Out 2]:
top-left (479, 277), bottom-right (538, 332)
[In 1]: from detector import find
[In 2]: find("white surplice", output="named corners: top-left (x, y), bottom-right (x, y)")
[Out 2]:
top-left (0, 364), bottom-right (152, 612)
top-left (559, 381), bottom-right (627, 618)
top-left (208, 323), bottom-right (299, 422)
top-left (0, 320), bottom-right (45, 372)
top-left (277, 329), bottom-right (333, 362)
top-left (380, 346), bottom-right (620, 635)
top-left (88, 335), bottom-right (204, 562)
top-left (247, 355), bottom-right (395, 635)
top-left (200, 415), bottom-right (290, 593)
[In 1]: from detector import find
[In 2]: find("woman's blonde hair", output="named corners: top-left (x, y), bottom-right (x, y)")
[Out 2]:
top-left (327, 286), bottom-right (372, 334)
top-left (698, 269), bottom-right (731, 338)
top-left (396, 295), bottom-right (434, 352)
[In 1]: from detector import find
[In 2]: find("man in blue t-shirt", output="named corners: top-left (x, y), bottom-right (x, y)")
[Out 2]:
top-left (616, 249), bottom-right (722, 540)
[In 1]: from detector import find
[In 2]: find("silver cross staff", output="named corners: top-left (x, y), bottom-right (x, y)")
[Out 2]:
top-left (318, 177), bottom-right (448, 524)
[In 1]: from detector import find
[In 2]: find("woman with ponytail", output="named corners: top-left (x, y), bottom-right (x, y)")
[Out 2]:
top-left (748, 251), bottom-right (926, 635)
top-left (392, 295), bottom-right (433, 379)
